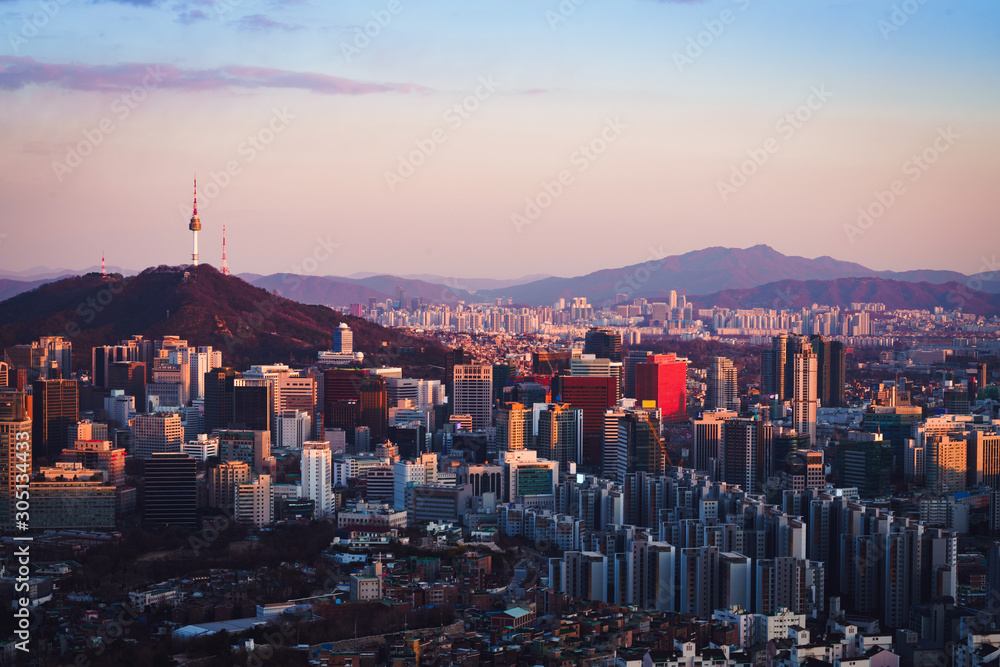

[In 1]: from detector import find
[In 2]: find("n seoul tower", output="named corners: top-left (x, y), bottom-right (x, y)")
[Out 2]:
top-left (189, 177), bottom-right (201, 266)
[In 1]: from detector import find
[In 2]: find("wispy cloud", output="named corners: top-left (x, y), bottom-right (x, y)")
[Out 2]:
top-left (175, 8), bottom-right (210, 25)
top-left (235, 13), bottom-right (302, 31)
top-left (0, 57), bottom-right (431, 95)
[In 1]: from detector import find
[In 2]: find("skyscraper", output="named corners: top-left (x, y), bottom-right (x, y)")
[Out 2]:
top-left (497, 402), bottom-right (527, 452)
top-left (133, 413), bottom-right (184, 459)
top-left (333, 323), bottom-right (353, 354)
top-left (755, 557), bottom-right (824, 616)
top-left (218, 429), bottom-right (271, 474)
top-left (188, 347), bottom-right (217, 401)
top-left (277, 409), bottom-right (312, 448)
top-left (144, 452), bottom-right (197, 527)
top-left (792, 347), bottom-right (818, 445)
top-left (321, 369), bottom-right (387, 443)
top-left (0, 391), bottom-right (31, 529)
top-left (628, 540), bottom-right (676, 611)
top-left (635, 354), bottom-right (687, 423)
top-left (706, 356), bottom-right (739, 412)
top-left (556, 551), bottom-right (607, 602)
top-left (235, 474), bottom-right (273, 527)
top-left (32, 378), bottom-right (79, 461)
top-left (761, 334), bottom-right (808, 402)
top-left (107, 361), bottom-right (146, 399)
top-left (623, 350), bottom-right (650, 399)
top-left (679, 546), bottom-right (719, 619)
top-left (204, 367), bottom-right (239, 434)
top-left (358, 375), bottom-right (388, 442)
top-left (556, 375), bottom-right (618, 468)
top-left (721, 418), bottom-right (773, 494)
top-left (570, 354), bottom-right (613, 377)
top-left (209, 460), bottom-right (252, 512)
top-left (301, 441), bottom-right (332, 518)
top-left (617, 409), bottom-right (664, 480)
top-left (692, 409), bottom-right (738, 478)
top-left (835, 438), bottom-right (892, 496)
top-left (452, 364), bottom-right (493, 430)
top-left (810, 335), bottom-right (846, 408)
top-left (926, 434), bottom-right (967, 495)
top-left (583, 328), bottom-right (623, 362)
top-left (444, 347), bottom-right (467, 406)
top-left (537, 403), bottom-right (583, 465)
top-left (232, 380), bottom-right (272, 432)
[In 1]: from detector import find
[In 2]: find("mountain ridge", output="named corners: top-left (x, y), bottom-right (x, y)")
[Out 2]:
top-left (690, 277), bottom-right (1000, 315)
top-left (2, 246), bottom-right (997, 307)
top-left (475, 245), bottom-right (999, 305)
top-left (0, 265), bottom-right (448, 371)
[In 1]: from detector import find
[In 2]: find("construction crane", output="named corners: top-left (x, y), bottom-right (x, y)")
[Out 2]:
top-left (641, 412), bottom-right (685, 471)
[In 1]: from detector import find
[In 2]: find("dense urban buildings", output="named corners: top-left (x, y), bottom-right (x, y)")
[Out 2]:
top-left (0, 293), bottom-right (998, 664)
top-left (4, 1), bottom-right (997, 660)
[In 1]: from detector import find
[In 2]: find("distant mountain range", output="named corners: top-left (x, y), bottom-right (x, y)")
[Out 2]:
top-left (0, 265), bottom-right (448, 370)
top-left (2, 246), bottom-right (997, 312)
top-left (238, 273), bottom-right (486, 307)
top-left (0, 278), bottom-right (61, 302)
top-left (344, 272), bottom-right (552, 292)
top-left (474, 245), bottom-right (1000, 306)
top-left (0, 265), bottom-right (138, 281)
top-left (691, 277), bottom-right (1000, 315)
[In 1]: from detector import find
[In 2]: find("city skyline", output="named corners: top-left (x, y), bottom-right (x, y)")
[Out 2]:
top-left (1, 1), bottom-right (998, 278)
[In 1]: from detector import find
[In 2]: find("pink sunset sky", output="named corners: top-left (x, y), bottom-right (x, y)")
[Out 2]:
top-left (1, 0), bottom-right (998, 278)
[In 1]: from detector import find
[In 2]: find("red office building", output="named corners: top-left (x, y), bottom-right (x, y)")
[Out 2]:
top-left (556, 375), bottom-right (618, 468)
top-left (635, 354), bottom-right (688, 423)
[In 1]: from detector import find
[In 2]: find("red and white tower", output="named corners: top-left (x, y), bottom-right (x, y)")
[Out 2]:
top-left (189, 176), bottom-right (201, 266)
top-left (221, 224), bottom-right (230, 275)
top-left (101, 252), bottom-right (106, 277)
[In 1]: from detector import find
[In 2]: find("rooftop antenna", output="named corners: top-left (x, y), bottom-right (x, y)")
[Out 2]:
top-left (221, 224), bottom-right (230, 276)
